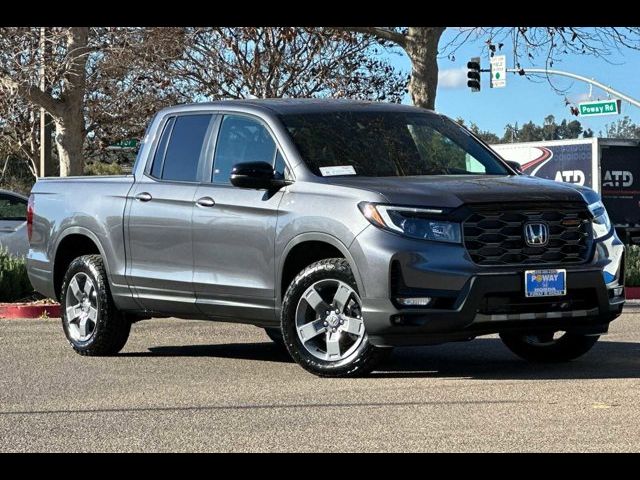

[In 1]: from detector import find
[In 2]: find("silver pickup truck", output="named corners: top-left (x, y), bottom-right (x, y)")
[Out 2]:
top-left (27, 99), bottom-right (625, 377)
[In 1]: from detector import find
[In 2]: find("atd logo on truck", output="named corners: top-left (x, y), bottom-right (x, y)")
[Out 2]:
top-left (554, 170), bottom-right (586, 185)
top-left (603, 170), bottom-right (634, 188)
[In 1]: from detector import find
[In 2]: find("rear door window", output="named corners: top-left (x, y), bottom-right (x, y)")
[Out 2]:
top-left (150, 114), bottom-right (213, 182)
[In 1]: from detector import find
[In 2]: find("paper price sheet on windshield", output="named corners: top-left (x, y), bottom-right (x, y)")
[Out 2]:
top-left (319, 166), bottom-right (357, 176)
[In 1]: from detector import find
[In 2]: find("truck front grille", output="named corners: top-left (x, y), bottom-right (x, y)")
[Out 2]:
top-left (463, 202), bottom-right (593, 266)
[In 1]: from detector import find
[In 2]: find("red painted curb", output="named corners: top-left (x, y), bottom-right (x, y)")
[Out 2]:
top-left (0, 303), bottom-right (61, 319)
top-left (625, 286), bottom-right (640, 300)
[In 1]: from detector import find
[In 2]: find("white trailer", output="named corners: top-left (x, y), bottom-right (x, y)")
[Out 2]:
top-left (490, 138), bottom-right (640, 243)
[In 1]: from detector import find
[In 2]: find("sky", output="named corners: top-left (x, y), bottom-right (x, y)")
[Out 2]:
top-left (383, 28), bottom-right (640, 138)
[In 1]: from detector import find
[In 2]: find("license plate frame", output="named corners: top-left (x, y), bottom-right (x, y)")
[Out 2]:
top-left (524, 269), bottom-right (567, 298)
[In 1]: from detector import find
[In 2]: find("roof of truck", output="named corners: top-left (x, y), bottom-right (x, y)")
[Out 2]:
top-left (161, 98), bottom-right (432, 116)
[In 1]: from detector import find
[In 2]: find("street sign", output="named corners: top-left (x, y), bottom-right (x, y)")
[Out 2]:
top-left (490, 55), bottom-right (506, 88)
top-left (106, 139), bottom-right (139, 150)
top-left (578, 99), bottom-right (621, 116)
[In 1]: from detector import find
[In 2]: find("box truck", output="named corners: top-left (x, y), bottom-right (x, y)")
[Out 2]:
top-left (490, 138), bottom-right (640, 244)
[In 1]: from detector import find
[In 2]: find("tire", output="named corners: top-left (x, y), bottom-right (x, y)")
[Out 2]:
top-left (281, 258), bottom-right (391, 377)
top-left (60, 254), bottom-right (131, 356)
top-left (264, 327), bottom-right (286, 350)
top-left (500, 331), bottom-right (599, 363)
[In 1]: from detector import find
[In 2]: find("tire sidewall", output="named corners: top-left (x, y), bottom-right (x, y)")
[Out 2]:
top-left (60, 256), bottom-right (109, 352)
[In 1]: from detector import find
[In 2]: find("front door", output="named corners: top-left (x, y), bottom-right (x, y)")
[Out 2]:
top-left (126, 113), bottom-right (214, 315)
top-left (192, 114), bottom-right (289, 321)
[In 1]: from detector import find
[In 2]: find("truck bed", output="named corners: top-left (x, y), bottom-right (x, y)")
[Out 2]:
top-left (27, 175), bottom-right (135, 300)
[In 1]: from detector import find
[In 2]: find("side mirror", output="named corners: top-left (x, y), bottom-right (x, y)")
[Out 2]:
top-left (504, 160), bottom-right (524, 175)
top-left (230, 161), bottom-right (289, 190)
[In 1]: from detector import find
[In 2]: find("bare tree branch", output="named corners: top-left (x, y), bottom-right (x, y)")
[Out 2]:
top-left (0, 74), bottom-right (63, 115)
top-left (334, 27), bottom-right (407, 47)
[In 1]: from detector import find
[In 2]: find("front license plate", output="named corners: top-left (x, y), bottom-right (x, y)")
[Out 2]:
top-left (524, 269), bottom-right (566, 297)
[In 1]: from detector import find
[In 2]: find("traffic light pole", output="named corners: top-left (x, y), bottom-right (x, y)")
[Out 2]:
top-left (507, 68), bottom-right (640, 109)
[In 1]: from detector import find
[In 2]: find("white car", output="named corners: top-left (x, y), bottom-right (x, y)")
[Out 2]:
top-left (0, 189), bottom-right (28, 258)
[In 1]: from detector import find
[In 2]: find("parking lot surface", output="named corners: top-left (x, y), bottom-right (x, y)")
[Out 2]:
top-left (1, 311), bottom-right (639, 452)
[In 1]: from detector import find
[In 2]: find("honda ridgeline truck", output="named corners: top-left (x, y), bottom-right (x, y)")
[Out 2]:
top-left (26, 100), bottom-right (625, 377)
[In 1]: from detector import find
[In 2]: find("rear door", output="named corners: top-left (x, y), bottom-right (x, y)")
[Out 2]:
top-left (126, 113), bottom-right (215, 315)
top-left (192, 113), bottom-right (289, 321)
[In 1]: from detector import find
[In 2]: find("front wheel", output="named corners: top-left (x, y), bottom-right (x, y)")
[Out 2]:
top-left (281, 258), bottom-right (391, 377)
top-left (500, 331), bottom-right (599, 363)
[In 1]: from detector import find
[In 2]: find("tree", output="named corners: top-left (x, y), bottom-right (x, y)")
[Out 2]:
top-left (600, 116), bottom-right (640, 139)
top-left (0, 27), bottom-right (90, 176)
top-left (542, 114), bottom-right (559, 140)
top-left (557, 119), bottom-right (583, 139)
top-left (0, 95), bottom-right (40, 179)
top-left (333, 27), bottom-right (444, 109)
top-left (469, 122), bottom-right (500, 144)
top-left (499, 117), bottom-right (588, 143)
top-left (0, 27), bottom-right (187, 176)
top-left (502, 123), bottom-right (519, 143)
top-left (84, 28), bottom-right (188, 160)
top-left (334, 27), bottom-right (640, 110)
top-left (518, 121), bottom-right (544, 142)
top-left (170, 27), bottom-right (407, 102)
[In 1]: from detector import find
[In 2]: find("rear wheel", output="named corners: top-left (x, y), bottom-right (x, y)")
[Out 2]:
top-left (500, 331), bottom-right (599, 363)
top-left (60, 254), bottom-right (131, 356)
top-left (281, 258), bottom-right (391, 377)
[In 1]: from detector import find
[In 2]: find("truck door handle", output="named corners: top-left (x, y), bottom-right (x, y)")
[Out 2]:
top-left (135, 192), bottom-right (152, 202)
top-left (195, 196), bottom-right (215, 208)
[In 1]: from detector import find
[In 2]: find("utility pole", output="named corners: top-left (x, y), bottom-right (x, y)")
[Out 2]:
top-left (39, 27), bottom-right (54, 177)
top-left (507, 67), bottom-right (640, 109)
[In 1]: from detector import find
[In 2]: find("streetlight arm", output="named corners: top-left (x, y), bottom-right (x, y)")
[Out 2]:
top-left (507, 68), bottom-right (640, 109)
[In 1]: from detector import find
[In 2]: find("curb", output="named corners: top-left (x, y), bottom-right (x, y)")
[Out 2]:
top-left (0, 303), bottom-right (61, 319)
top-left (625, 286), bottom-right (640, 300)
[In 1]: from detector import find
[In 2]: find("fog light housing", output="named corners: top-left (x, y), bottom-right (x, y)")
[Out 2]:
top-left (396, 297), bottom-right (432, 307)
top-left (612, 286), bottom-right (624, 297)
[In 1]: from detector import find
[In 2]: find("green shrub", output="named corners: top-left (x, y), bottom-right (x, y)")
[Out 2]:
top-left (625, 245), bottom-right (640, 287)
top-left (84, 162), bottom-right (123, 176)
top-left (0, 247), bottom-right (33, 302)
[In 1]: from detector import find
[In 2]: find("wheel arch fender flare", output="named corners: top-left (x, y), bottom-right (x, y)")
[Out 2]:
top-left (277, 232), bottom-right (365, 303)
top-left (53, 226), bottom-right (113, 281)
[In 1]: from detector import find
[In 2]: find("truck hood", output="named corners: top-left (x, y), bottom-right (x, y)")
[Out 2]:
top-left (328, 174), bottom-right (598, 208)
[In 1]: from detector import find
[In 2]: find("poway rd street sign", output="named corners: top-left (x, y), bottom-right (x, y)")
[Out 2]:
top-left (106, 139), bottom-right (139, 150)
top-left (490, 55), bottom-right (506, 88)
top-left (578, 99), bottom-right (621, 116)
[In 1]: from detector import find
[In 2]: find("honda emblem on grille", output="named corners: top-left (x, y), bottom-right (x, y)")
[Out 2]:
top-left (524, 223), bottom-right (549, 246)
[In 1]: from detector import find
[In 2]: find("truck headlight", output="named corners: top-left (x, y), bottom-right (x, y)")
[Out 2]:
top-left (359, 202), bottom-right (461, 244)
top-left (588, 201), bottom-right (612, 239)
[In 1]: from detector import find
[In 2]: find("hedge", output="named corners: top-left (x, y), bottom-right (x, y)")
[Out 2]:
top-left (0, 247), bottom-right (33, 302)
top-left (626, 244), bottom-right (640, 287)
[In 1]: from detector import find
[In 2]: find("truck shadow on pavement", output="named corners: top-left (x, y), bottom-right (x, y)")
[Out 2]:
top-left (126, 337), bottom-right (640, 380)
top-left (373, 338), bottom-right (640, 380)
top-left (124, 342), bottom-right (295, 363)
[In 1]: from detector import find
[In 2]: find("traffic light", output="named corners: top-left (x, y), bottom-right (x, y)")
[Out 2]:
top-left (467, 57), bottom-right (481, 92)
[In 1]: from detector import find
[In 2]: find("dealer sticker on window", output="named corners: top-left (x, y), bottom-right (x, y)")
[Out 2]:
top-left (319, 165), bottom-right (357, 176)
top-left (525, 269), bottom-right (566, 297)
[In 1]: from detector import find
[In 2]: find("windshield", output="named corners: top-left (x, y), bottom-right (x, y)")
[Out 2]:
top-left (279, 111), bottom-right (510, 177)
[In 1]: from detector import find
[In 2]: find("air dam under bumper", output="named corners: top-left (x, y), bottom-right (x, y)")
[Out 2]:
top-left (350, 226), bottom-right (625, 348)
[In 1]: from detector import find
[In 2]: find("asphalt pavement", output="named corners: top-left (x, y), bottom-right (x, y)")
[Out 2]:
top-left (1, 309), bottom-right (639, 452)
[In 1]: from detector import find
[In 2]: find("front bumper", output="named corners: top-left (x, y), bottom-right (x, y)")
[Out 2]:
top-left (350, 225), bottom-right (625, 347)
